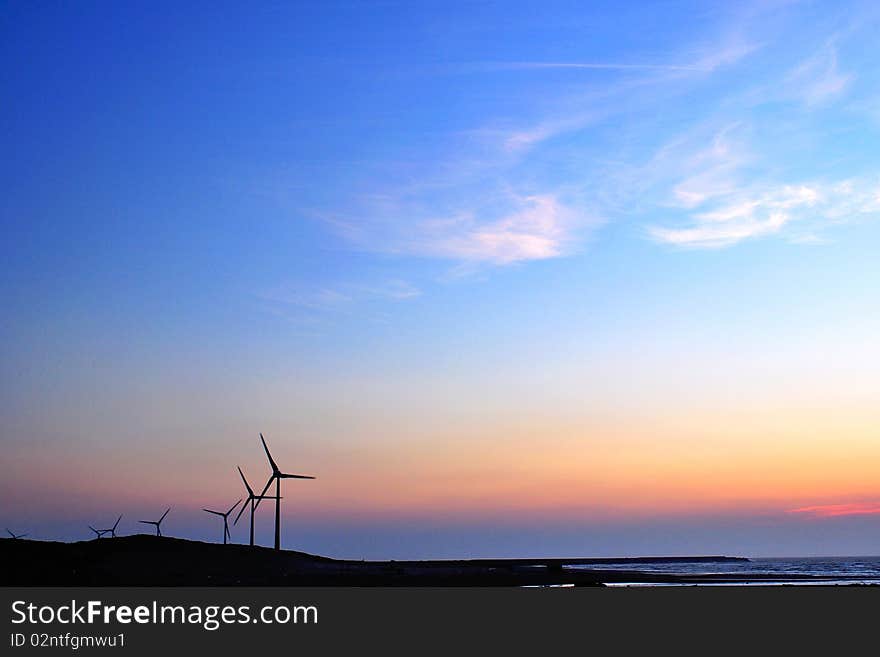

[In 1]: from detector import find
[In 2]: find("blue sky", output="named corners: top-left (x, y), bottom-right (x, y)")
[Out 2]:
top-left (2, 1), bottom-right (880, 557)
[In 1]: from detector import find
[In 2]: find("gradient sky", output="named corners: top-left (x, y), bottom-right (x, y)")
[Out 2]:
top-left (2, 1), bottom-right (880, 558)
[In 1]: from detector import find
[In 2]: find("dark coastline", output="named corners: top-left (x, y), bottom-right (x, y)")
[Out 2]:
top-left (0, 535), bottom-right (732, 587)
top-left (2, 535), bottom-right (864, 586)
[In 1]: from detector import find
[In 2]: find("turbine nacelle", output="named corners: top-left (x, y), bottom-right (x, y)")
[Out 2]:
top-left (138, 507), bottom-right (171, 536)
top-left (98, 514), bottom-right (123, 538)
top-left (234, 464), bottom-right (286, 547)
top-left (203, 500), bottom-right (242, 545)
top-left (260, 433), bottom-right (315, 481)
top-left (88, 525), bottom-right (109, 539)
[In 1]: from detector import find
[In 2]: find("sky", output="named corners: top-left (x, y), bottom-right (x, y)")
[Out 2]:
top-left (2, 0), bottom-right (880, 558)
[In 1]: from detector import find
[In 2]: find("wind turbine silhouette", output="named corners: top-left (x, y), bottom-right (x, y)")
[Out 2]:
top-left (203, 500), bottom-right (242, 544)
top-left (99, 515), bottom-right (123, 538)
top-left (139, 507), bottom-right (171, 536)
top-left (88, 525), bottom-right (108, 539)
top-left (234, 466), bottom-right (281, 547)
top-left (255, 433), bottom-right (315, 551)
top-left (6, 529), bottom-right (28, 539)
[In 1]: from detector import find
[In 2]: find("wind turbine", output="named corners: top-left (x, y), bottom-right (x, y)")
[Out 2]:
top-left (203, 499), bottom-right (242, 544)
top-left (6, 529), bottom-right (28, 539)
top-left (138, 507), bottom-right (171, 536)
top-left (234, 466), bottom-right (282, 546)
top-left (255, 433), bottom-right (315, 551)
top-left (88, 525), bottom-right (108, 539)
top-left (99, 515), bottom-right (123, 538)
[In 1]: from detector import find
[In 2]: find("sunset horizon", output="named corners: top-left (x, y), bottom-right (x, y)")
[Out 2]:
top-left (3, 1), bottom-right (880, 561)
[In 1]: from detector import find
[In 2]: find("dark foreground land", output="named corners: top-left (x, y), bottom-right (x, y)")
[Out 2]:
top-left (0, 535), bottom-right (804, 587)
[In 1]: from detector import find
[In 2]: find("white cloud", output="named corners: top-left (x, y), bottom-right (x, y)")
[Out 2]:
top-left (650, 181), bottom-right (880, 248)
top-left (650, 210), bottom-right (789, 248)
top-left (410, 194), bottom-right (582, 265)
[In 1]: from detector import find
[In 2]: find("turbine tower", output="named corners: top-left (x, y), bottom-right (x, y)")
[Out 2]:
top-left (138, 507), bottom-right (171, 536)
top-left (99, 515), bottom-right (123, 538)
top-left (6, 529), bottom-right (28, 539)
top-left (203, 499), bottom-right (242, 545)
top-left (234, 466), bottom-right (281, 547)
top-left (256, 433), bottom-right (315, 551)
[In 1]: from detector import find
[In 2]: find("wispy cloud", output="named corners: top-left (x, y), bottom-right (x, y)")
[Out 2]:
top-left (788, 502), bottom-right (880, 518)
top-left (650, 179), bottom-right (880, 248)
top-left (730, 40), bottom-right (855, 110)
top-left (686, 39), bottom-right (763, 72)
top-left (785, 43), bottom-right (853, 106)
top-left (478, 61), bottom-right (709, 73)
top-left (409, 194), bottom-right (585, 265)
top-left (303, 3), bottom-right (874, 274)
top-left (479, 41), bottom-right (761, 156)
top-left (635, 34), bottom-right (872, 250)
top-left (650, 185), bottom-right (819, 248)
top-left (472, 40), bottom-right (760, 76)
top-left (329, 192), bottom-right (598, 267)
top-left (316, 36), bottom-right (759, 267)
top-left (501, 114), bottom-right (603, 154)
top-left (666, 123), bottom-right (752, 209)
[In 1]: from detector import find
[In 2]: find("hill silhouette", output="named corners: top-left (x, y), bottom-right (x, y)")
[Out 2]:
top-left (1, 535), bottom-right (610, 586)
top-left (5, 536), bottom-right (776, 586)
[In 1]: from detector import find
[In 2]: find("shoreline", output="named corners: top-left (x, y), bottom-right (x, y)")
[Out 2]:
top-left (2, 536), bottom-right (875, 587)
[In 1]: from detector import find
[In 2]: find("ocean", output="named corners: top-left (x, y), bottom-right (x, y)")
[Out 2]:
top-left (567, 556), bottom-right (880, 586)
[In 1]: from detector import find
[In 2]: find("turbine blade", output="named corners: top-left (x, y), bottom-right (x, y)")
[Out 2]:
top-left (227, 499), bottom-right (242, 515)
top-left (280, 473), bottom-right (315, 479)
top-left (233, 501), bottom-right (248, 525)
top-left (6, 529), bottom-right (13, 538)
top-left (113, 515), bottom-right (122, 530)
top-left (203, 509), bottom-right (223, 516)
top-left (237, 466), bottom-right (254, 497)
top-left (254, 475), bottom-right (275, 511)
top-left (260, 433), bottom-right (280, 474)
top-left (159, 507), bottom-right (171, 522)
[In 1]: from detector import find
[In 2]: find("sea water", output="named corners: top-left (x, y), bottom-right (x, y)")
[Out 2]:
top-left (567, 556), bottom-right (880, 586)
